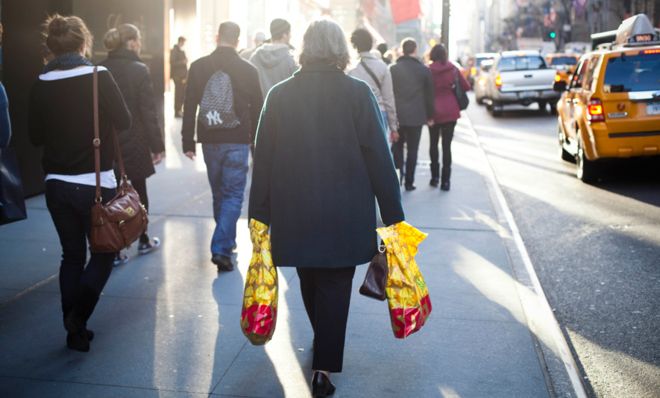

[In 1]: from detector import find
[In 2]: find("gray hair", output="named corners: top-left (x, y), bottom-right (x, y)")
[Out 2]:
top-left (299, 19), bottom-right (350, 70)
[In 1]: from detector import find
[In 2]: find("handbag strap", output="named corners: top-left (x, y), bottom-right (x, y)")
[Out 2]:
top-left (93, 66), bottom-right (128, 203)
top-left (360, 59), bottom-right (382, 91)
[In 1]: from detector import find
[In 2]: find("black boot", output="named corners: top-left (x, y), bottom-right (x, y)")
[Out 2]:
top-left (441, 167), bottom-right (451, 191)
top-left (64, 309), bottom-right (89, 352)
top-left (312, 371), bottom-right (336, 397)
top-left (430, 163), bottom-right (440, 187)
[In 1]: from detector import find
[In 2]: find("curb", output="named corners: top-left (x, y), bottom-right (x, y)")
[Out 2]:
top-left (460, 115), bottom-right (588, 398)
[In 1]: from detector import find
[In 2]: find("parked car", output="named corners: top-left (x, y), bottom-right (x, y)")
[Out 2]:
top-left (483, 50), bottom-right (561, 116)
top-left (554, 14), bottom-right (660, 182)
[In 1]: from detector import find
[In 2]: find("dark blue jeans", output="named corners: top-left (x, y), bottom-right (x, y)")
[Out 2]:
top-left (45, 180), bottom-right (116, 322)
top-left (202, 143), bottom-right (249, 257)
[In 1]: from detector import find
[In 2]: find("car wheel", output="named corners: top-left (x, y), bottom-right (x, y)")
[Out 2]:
top-left (538, 101), bottom-right (547, 113)
top-left (558, 126), bottom-right (575, 163)
top-left (576, 138), bottom-right (598, 182)
top-left (491, 103), bottom-right (503, 117)
top-left (549, 102), bottom-right (558, 115)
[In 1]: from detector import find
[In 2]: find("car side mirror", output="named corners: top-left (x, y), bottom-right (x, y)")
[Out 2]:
top-left (553, 81), bottom-right (568, 92)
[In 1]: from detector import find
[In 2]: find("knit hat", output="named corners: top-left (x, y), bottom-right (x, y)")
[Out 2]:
top-left (270, 19), bottom-right (291, 40)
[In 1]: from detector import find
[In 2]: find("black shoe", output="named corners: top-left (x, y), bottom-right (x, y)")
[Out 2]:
top-left (312, 371), bottom-right (336, 397)
top-left (86, 329), bottom-right (95, 341)
top-left (212, 254), bottom-right (235, 272)
top-left (138, 237), bottom-right (161, 255)
top-left (405, 184), bottom-right (416, 191)
top-left (430, 178), bottom-right (439, 187)
top-left (66, 331), bottom-right (90, 352)
top-left (440, 181), bottom-right (450, 191)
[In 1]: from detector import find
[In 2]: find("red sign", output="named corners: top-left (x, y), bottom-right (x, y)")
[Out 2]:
top-left (390, 0), bottom-right (421, 24)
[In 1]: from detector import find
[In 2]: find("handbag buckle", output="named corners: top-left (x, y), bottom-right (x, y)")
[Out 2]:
top-left (92, 138), bottom-right (101, 147)
top-left (378, 243), bottom-right (386, 253)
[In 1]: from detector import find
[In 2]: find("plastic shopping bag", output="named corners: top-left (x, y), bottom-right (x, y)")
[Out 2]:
top-left (377, 221), bottom-right (431, 339)
top-left (240, 219), bottom-right (278, 345)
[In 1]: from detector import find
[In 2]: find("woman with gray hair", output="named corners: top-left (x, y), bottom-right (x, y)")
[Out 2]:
top-left (249, 19), bottom-right (404, 396)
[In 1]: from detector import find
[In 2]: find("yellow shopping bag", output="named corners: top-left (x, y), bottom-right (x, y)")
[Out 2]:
top-left (240, 219), bottom-right (278, 345)
top-left (377, 221), bottom-right (431, 339)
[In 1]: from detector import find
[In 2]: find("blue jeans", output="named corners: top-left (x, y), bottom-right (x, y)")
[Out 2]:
top-left (202, 143), bottom-right (249, 257)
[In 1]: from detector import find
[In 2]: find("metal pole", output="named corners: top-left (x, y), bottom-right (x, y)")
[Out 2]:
top-left (442, 0), bottom-right (450, 49)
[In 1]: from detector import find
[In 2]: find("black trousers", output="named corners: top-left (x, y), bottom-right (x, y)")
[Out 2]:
top-left (174, 79), bottom-right (186, 114)
top-left (391, 125), bottom-right (422, 186)
top-left (297, 266), bottom-right (356, 373)
top-left (45, 180), bottom-right (116, 325)
top-left (429, 121), bottom-right (456, 183)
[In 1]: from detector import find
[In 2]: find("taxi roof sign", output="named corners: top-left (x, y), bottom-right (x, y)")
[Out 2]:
top-left (615, 14), bottom-right (659, 46)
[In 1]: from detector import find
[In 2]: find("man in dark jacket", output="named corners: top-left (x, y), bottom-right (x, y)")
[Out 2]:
top-left (390, 38), bottom-right (434, 191)
top-left (181, 21), bottom-right (263, 272)
top-left (170, 36), bottom-right (188, 117)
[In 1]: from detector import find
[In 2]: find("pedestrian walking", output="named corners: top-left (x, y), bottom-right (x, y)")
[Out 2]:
top-left (170, 36), bottom-right (188, 118)
top-left (427, 44), bottom-right (471, 190)
top-left (248, 19), bottom-right (404, 397)
top-left (181, 21), bottom-right (263, 272)
top-left (390, 38), bottom-right (434, 191)
top-left (249, 18), bottom-right (297, 97)
top-left (239, 31), bottom-right (266, 60)
top-left (376, 42), bottom-right (392, 65)
top-left (101, 24), bottom-right (166, 264)
top-left (348, 28), bottom-right (399, 144)
top-left (28, 14), bottom-right (131, 352)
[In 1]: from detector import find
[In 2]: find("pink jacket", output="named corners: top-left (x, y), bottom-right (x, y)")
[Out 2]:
top-left (429, 61), bottom-right (471, 123)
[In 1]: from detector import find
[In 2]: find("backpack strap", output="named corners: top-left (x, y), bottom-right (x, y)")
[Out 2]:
top-left (360, 59), bottom-right (382, 92)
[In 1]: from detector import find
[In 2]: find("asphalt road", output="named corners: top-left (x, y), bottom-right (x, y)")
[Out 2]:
top-left (465, 100), bottom-right (660, 398)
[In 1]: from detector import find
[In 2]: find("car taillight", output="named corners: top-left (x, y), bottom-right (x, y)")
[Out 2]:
top-left (554, 73), bottom-right (561, 82)
top-left (587, 99), bottom-right (605, 122)
top-left (495, 74), bottom-right (502, 89)
top-left (471, 67), bottom-right (477, 76)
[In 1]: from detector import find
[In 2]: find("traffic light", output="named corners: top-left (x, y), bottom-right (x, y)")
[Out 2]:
top-left (548, 30), bottom-right (557, 39)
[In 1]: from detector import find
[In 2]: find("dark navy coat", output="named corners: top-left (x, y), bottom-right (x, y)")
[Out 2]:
top-left (248, 63), bottom-right (405, 268)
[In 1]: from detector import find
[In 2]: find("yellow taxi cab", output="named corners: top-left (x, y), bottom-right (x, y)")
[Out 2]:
top-left (545, 53), bottom-right (580, 84)
top-left (554, 14), bottom-right (660, 182)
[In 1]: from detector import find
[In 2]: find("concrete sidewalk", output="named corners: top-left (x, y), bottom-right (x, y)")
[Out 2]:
top-left (0, 111), bottom-right (579, 397)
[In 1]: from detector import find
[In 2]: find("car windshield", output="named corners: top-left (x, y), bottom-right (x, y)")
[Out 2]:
top-left (604, 52), bottom-right (660, 92)
top-left (498, 56), bottom-right (546, 71)
top-left (550, 56), bottom-right (577, 66)
top-left (476, 57), bottom-right (494, 67)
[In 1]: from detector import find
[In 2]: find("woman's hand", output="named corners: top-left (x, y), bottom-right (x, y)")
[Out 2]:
top-left (152, 152), bottom-right (165, 165)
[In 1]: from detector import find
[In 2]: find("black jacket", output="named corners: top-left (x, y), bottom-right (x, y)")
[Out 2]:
top-left (249, 64), bottom-right (405, 268)
top-left (170, 44), bottom-right (188, 81)
top-left (29, 66), bottom-right (131, 175)
top-left (181, 46), bottom-right (263, 153)
top-left (101, 49), bottom-right (165, 181)
top-left (390, 55), bottom-right (434, 127)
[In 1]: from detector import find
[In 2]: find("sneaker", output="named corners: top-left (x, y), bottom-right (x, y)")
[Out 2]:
top-left (138, 237), bottom-right (161, 255)
top-left (113, 252), bottom-right (129, 267)
top-left (211, 254), bottom-right (235, 272)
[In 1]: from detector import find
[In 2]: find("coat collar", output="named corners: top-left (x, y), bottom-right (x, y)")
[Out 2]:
top-left (296, 63), bottom-right (343, 75)
top-left (397, 55), bottom-right (423, 65)
top-left (108, 48), bottom-right (142, 62)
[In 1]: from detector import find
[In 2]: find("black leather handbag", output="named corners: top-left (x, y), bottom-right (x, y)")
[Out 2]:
top-left (359, 241), bottom-right (388, 301)
top-left (453, 69), bottom-right (469, 110)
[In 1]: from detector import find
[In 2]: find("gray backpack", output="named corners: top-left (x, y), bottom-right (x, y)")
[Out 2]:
top-left (198, 69), bottom-right (241, 130)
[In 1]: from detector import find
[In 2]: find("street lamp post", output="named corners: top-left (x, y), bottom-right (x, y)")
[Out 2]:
top-left (441, 0), bottom-right (450, 49)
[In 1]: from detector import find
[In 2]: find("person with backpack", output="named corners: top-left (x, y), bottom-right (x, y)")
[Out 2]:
top-left (100, 24), bottom-right (166, 265)
top-left (181, 21), bottom-right (263, 272)
top-left (427, 44), bottom-right (470, 191)
top-left (347, 28), bottom-right (398, 145)
top-left (390, 38), bottom-right (434, 191)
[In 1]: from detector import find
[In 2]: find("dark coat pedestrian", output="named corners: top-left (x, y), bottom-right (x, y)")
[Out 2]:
top-left (249, 19), bottom-right (404, 394)
top-left (389, 39), bottom-right (434, 190)
top-left (101, 24), bottom-right (165, 255)
top-left (101, 48), bottom-right (165, 183)
top-left (170, 38), bottom-right (188, 116)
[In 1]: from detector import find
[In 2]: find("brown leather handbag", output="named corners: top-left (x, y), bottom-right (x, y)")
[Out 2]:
top-left (359, 241), bottom-right (388, 301)
top-left (89, 67), bottom-right (148, 253)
